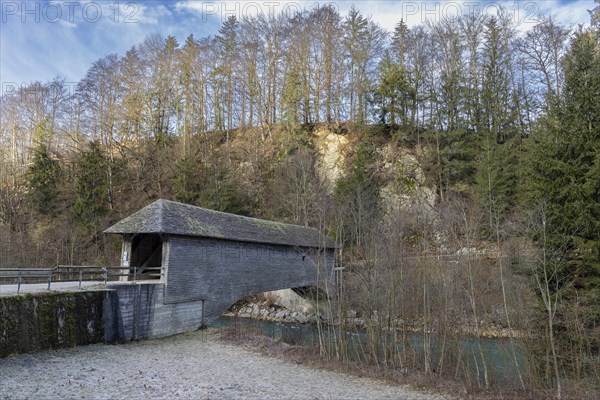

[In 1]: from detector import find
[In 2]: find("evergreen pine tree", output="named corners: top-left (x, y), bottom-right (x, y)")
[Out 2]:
top-left (173, 152), bottom-right (202, 204)
top-left (526, 28), bottom-right (600, 375)
top-left (27, 143), bottom-right (61, 216)
top-left (73, 141), bottom-right (110, 234)
top-left (374, 50), bottom-right (410, 130)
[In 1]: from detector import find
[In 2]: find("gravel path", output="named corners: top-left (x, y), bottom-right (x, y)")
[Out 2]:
top-left (0, 330), bottom-right (445, 400)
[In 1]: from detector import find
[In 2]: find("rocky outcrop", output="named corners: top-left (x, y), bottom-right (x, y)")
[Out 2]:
top-left (225, 289), bottom-right (330, 324)
top-left (377, 144), bottom-right (436, 218)
top-left (226, 293), bottom-right (521, 339)
top-left (313, 126), bottom-right (349, 190)
top-left (313, 128), bottom-right (437, 229)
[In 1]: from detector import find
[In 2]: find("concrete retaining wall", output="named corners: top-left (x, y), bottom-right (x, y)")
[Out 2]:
top-left (0, 290), bottom-right (110, 357)
top-left (0, 283), bottom-right (205, 357)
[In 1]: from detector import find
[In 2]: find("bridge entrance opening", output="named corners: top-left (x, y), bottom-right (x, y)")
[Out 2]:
top-left (130, 233), bottom-right (163, 280)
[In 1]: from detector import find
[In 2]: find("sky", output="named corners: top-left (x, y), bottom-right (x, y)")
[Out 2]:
top-left (0, 0), bottom-right (595, 94)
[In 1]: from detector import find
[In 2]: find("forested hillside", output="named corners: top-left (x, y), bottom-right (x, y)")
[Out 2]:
top-left (1, 4), bottom-right (598, 397)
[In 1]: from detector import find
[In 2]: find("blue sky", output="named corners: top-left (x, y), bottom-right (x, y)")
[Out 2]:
top-left (0, 0), bottom-right (594, 92)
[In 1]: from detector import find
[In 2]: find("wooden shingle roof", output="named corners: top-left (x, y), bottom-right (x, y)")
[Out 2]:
top-left (104, 199), bottom-right (335, 248)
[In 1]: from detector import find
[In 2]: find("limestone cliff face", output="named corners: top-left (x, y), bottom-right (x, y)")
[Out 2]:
top-left (312, 126), bottom-right (436, 219)
top-left (376, 144), bottom-right (436, 218)
top-left (313, 126), bottom-right (349, 190)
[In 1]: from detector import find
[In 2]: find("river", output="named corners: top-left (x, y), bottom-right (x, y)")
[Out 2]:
top-left (214, 316), bottom-right (526, 389)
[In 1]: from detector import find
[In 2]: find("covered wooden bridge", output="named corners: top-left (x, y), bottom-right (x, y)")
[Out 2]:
top-left (103, 199), bottom-right (335, 339)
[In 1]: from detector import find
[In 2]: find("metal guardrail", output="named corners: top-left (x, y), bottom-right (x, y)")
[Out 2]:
top-left (56, 265), bottom-right (164, 287)
top-left (0, 265), bottom-right (162, 294)
top-left (0, 268), bottom-right (52, 293)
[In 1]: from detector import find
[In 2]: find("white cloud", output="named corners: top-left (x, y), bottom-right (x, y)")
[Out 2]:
top-left (350, 1), bottom-right (594, 33)
top-left (136, 4), bottom-right (173, 25)
top-left (58, 19), bottom-right (78, 29)
top-left (175, 1), bottom-right (344, 22)
top-left (535, 0), bottom-right (593, 27)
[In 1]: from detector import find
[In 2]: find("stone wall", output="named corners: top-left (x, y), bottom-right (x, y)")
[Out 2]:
top-left (0, 290), bottom-right (109, 357)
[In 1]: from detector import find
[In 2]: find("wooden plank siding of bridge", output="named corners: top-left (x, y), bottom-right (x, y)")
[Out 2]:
top-left (103, 199), bottom-right (336, 336)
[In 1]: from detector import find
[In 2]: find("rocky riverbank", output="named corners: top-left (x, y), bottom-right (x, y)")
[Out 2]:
top-left (226, 290), bottom-right (522, 339)
top-left (224, 291), bottom-right (326, 324)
